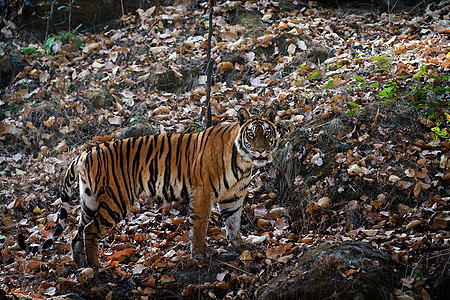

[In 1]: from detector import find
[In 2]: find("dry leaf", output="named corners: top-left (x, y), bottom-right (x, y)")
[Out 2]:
top-left (405, 220), bottom-right (422, 229)
top-left (54, 140), bottom-right (68, 153)
top-left (318, 197), bottom-right (331, 208)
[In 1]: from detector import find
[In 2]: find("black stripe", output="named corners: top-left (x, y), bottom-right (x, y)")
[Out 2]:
top-left (176, 134), bottom-right (184, 181)
top-left (125, 138), bottom-right (133, 200)
top-left (164, 135), bottom-right (173, 197)
top-left (134, 138), bottom-right (145, 195)
top-left (181, 180), bottom-right (189, 201)
top-left (231, 145), bottom-right (240, 179)
top-left (53, 223), bottom-right (64, 236)
top-left (185, 134), bottom-right (193, 187)
top-left (99, 201), bottom-right (120, 226)
top-left (220, 206), bottom-right (241, 219)
top-left (104, 143), bottom-right (126, 217)
top-left (85, 187), bottom-right (92, 197)
top-left (221, 196), bottom-right (240, 205)
top-left (209, 175), bottom-right (219, 198)
top-left (59, 207), bottom-right (67, 220)
top-left (146, 135), bottom-right (158, 162)
top-left (82, 202), bottom-right (96, 217)
top-left (159, 136), bottom-right (166, 159)
top-left (95, 145), bottom-right (106, 193)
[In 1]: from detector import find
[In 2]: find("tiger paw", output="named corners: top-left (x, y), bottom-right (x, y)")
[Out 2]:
top-left (236, 240), bottom-right (255, 252)
top-left (191, 246), bottom-right (215, 259)
top-left (231, 235), bottom-right (255, 252)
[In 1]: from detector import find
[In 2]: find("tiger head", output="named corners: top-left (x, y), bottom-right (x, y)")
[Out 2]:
top-left (235, 107), bottom-right (278, 167)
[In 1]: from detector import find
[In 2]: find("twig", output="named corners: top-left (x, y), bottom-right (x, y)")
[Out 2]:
top-left (213, 258), bottom-right (251, 274)
top-left (46, 0), bottom-right (58, 39)
top-left (205, 0), bottom-right (214, 128)
top-left (310, 120), bottom-right (333, 130)
top-left (408, 0), bottom-right (427, 14)
top-left (371, 102), bottom-right (380, 129)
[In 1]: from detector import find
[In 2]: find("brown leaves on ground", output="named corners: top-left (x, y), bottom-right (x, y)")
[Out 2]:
top-left (1, 0), bottom-right (450, 299)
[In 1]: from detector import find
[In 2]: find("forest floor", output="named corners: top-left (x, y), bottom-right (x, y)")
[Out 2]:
top-left (0, 0), bottom-right (449, 299)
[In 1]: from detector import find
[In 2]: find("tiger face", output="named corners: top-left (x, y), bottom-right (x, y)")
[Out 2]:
top-left (236, 107), bottom-right (278, 167)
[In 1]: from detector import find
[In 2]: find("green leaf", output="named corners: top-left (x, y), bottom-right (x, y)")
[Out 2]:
top-left (348, 102), bottom-right (360, 108)
top-left (63, 32), bottom-right (73, 39)
top-left (75, 38), bottom-right (82, 48)
top-left (311, 71), bottom-right (319, 80)
top-left (413, 64), bottom-right (427, 80)
top-left (325, 79), bottom-right (333, 89)
top-left (379, 87), bottom-right (393, 97)
top-left (354, 75), bottom-right (364, 83)
top-left (347, 109), bottom-right (357, 116)
top-left (371, 82), bottom-right (379, 87)
top-left (413, 269), bottom-right (423, 278)
top-left (44, 36), bottom-right (56, 55)
top-left (22, 46), bottom-right (37, 55)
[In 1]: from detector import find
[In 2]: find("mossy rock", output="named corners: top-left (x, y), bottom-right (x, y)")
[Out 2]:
top-left (149, 67), bottom-right (199, 93)
top-left (234, 11), bottom-right (265, 38)
top-left (258, 242), bottom-right (398, 300)
top-left (85, 90), bottom-right (113, 109)
top-left (117, 122), bottom-right (159, 140)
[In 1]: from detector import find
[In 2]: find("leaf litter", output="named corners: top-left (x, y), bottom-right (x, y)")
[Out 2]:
top-left (0, 0), bottom-right (449, 299)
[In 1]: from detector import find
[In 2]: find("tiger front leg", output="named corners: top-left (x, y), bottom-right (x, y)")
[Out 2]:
top-left (219, 197), bottom-right (251, 252)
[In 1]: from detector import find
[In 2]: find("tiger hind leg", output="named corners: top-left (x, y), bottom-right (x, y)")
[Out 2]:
top-left (84, 197), bottom-right (122, 268)
top-left (72, 226), bottom-right (88, 268)
top-left (72, 179), bottom-right (98, 268)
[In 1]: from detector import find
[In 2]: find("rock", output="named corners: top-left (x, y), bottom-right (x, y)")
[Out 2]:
top-left (86, 90), bottom-right (112, 108)
top-left (117, 123), bottom-right (159, 140)
top-left (234, 11), bottom-right (265, 38)
top-left (216, 252), bottom-right (240, 262)
top-left (258, 242), bottom-right (398, 300)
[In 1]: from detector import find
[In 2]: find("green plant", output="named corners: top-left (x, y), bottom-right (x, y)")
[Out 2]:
top-left (354, 75), bottom-right (366, 87)
top-left (347, 102), bottom-right (363, 116)
top-left (371, 54), bottom-right (392, 72)
top-left (129, 116), bottom-right (148, 124)
top-left (22, 25), bottom-right (82, 56)
top-left (431, 115), bottom-right (449, 139)
top-left (378, 80), bottom-right (398, 102)
top-left (409, 64), bottom-right (450, 140)
top-left (44, 28), bottom-right (82, 55)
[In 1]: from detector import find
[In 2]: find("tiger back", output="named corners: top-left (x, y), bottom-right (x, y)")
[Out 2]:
top-left (19, 107), bottom-right (278, 268)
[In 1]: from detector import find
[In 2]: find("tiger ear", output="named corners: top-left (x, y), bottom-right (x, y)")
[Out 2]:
top-left (237, 108), bottom-right (251, 125)
top-left (263, 107), bottom-right (276, 123)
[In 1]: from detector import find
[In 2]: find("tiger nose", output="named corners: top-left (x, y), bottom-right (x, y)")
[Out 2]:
top-left (256, 148), bottom-right (265, 153)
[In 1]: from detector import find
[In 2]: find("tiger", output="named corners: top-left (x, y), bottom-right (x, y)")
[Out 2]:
top-left (19, 107), bottom-right (278, 268)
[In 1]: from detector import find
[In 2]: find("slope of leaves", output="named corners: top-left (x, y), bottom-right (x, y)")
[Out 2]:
top-left (0, 0), bottom-right (449, 299)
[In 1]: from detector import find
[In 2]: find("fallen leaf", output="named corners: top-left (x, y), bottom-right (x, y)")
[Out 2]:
top-left (54, 140), bottom-right (68, 153)
top-left (26, 261), bottom-right (46, 272)
top-left (405, 220), bottom-right (422, 229)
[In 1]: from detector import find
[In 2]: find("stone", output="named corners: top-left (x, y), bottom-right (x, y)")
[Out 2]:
top-left (258, 242), bottom-right (398, 300)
